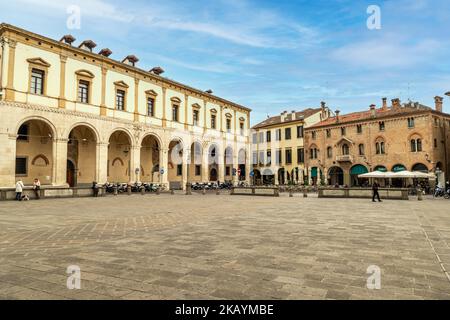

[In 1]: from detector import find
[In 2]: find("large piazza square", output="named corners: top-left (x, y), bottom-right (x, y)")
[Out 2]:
top-left (0, 194), bottom-right (449, 300)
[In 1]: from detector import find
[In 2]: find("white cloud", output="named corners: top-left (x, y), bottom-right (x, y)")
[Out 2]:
top-left (331, 37), bottom-right (441, 68)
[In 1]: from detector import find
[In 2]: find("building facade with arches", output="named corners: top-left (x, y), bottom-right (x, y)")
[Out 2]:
top-left (304, 98), bottom-right (450, 186)
top-left (0, 24), bottom-right (251, 189)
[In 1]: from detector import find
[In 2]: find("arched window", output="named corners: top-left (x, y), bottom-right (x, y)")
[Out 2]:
top-left (358, 144), bottom-right (365, 156)
top-left (410, 138), bottom-right (423, 152)
top-left (342, 144), bottom-right (349, 155)
top-left (327, 146), bottom-right (332, 158)
top-left (375, 138), bottom-right (386, 155)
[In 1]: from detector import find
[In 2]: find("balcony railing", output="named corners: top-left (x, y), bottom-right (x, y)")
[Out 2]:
top-left (336, 155), bottom-right (353, 163)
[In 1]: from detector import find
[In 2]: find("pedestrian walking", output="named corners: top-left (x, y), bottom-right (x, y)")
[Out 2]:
top-left (372, 181), bottom-right (382, 202)
top-left (33, 178), bottom-right (41, 199)
top-left (15, 179), bottom-right (25, 201)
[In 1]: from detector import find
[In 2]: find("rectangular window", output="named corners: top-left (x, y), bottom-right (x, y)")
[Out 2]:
top-left (226, 119), bottom-right (232, 133)
top-left (341, 127), bottom-right (346, 136)
top-left (297, 148), bottom-right (304, 164)
top-left (258, 151), bottom-right (265, 166)
top-left (357, 124), bottom-right (363, 134)
top-left (379, 121), bottom-right (385, 131)
top-left (193, 110), bottom-right (199, 126)
top-left (297, 126), bottom-right (304, 138)
top-left (408, 118), bottom-right (415, 128)
top-left (252, 152), bottom-right (258, 165)
top-left (326, 129), bottom-right (331, 138)
top-left (276, 149), bottom-right (282, 165)
top-left (266, 150), bottom-right (272, 166)
top-left (78, 80), bottom-right (89, 103)
top-left (311, 131), bottom-right (316, 140)
top-left (276, 129), bottom-right (281, 141)
top-left (285, 128), bottom-right (291, 140)
top-left (30, 68), bottom-right (44, 95)
top-left (434, 139), bottom-right (438, 148)
top-left (116, 90), bottom-right (125, 111)
top-left (172, 105), bottom-right (179, 122)
top-left (176, 164), bottom-right (182, 176)
top-left (147, 97), bottom-right (155, 117)
top-left (252, 133), bottom-right (257, 144)
top-left (285, 149), bottom-right (292, 164)
top-left (259, 132), bottom-right (264, 144)
top-left (211, 114), bottom-right (216, 129)
top-left (195, 165), bottom-right (201, 176)
top-left (15, 157), bottom-right (27, 175)
top-left (240, 122), bottom-right (244, 136)
top-left (266, 130), bottom-right (271, 142)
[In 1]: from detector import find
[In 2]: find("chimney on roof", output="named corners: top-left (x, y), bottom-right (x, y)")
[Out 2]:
top-left (98, 48), bottom-right (112, 57)
top-left (335, 110), bottom-right (340, 123)
top-left (291, 110), bottom-right (296, 120)
top-left (382, 97), bottom-right (388, 110)
top-left (149, 67), bottom-right (164, 75)
top-left (320, 101), bottom-right (329, 121)
top-left (78, 40), bottom-right (97, 52)
top-left (122, 55), bottom-right (139, 67)
top-left (370, 104), bottom-right (376, 118)
top-left (392, 98), bottom-right (401, 109)
top-left (280, 111), bottom-right (288, 123)
top-left (435, 96), bottom-right (443, 113)
top-left (60, 35), bottom-right (76, 46)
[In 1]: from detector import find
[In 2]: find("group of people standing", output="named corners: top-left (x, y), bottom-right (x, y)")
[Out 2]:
top-left (15, 178), bottom-right (40, 201)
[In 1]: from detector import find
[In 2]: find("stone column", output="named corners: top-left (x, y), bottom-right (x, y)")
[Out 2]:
top-left (202, 148), bottom-right (209, 182)
top-left (52, 138), bottom-right (68, 186)
top-left (232, 154), bottom-right (239, 185)
top-left (160, 147), bottom-right (169, 188)
top-left (0, 133), bottom-right (17, 187)
top-left (308, 167), bottom-right (312, 185)
top-left (96, 142), bottom-right (109, 183)
top-left (130, 145), bottom-right (141, 182)
top-left (182, 150), bottom-right (188, 190)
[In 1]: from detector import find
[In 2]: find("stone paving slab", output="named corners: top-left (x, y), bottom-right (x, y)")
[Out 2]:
top-left (0, 194), bottom-right (449, 300)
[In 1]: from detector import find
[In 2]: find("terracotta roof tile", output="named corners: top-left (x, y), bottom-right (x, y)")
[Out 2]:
top-left (252, 108), bottom-right (321, 129)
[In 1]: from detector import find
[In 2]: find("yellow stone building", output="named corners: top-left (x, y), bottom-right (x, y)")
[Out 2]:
top-left (0, 24), bottom-right (251, 189)
top-left (251, 104), bottom-right (331, 185)
top-left (304, 98), bottom-right (450, 187)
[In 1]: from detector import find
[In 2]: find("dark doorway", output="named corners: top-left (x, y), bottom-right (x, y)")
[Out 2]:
top-left (210, 168), bottom-right (218, 181)
top-left (67, 160), bottom-right (76, 187)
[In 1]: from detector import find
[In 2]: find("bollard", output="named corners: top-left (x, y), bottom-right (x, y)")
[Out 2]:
top-left (417, 188), bottom-right (423, 201)
top-left (171, 189), bottom-right (175, 195)
top-left (186, 182), bottom-right (192, 195)
top-left (202, 188), bottom-right (206, 195)
top-left (289, 189), bottom-right (293, 197)
top-left (113, 186), bottom-right (118, 196)
top-left (127, 185), bottom-right (132, 195)
top-left (216, 189), bottom-right (220, 195)
top-left (140, 186), bottom-right (145, 195)
top-left (156, 188), bottom-right (160, 195)
top-left (303, 189), bottom-right (308, 198)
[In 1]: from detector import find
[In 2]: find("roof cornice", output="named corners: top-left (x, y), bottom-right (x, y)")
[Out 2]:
top-left (0, 23), bottom-right (251, 113)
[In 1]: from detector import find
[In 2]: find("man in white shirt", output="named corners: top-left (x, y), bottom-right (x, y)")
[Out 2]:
top-left (15, 179), bottom-right (25, 201)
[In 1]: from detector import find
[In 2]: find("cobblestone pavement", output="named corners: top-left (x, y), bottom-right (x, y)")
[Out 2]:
top-left (0, 193), bottom-right (450, 300)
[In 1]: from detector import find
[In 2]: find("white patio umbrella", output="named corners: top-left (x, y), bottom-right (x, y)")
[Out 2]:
top-left (392, 171), bottom-right (434, 179)
top-left (358, 171), bottom-right (396, 178)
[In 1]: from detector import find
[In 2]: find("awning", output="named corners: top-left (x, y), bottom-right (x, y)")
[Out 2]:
top-left (350, 165), bottom-right (368, 175)
top-left (311, 167), bottom-right (318, 177)
top-left (392, 164), bottom-right (407, 172)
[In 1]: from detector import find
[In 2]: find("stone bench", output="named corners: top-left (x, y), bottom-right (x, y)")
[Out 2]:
top-left (318, 188), bottom-right (409, 200)
top-left (0, 186), bottom-right (105, 201)
top-left (231, 186), bottom-right (279, 197)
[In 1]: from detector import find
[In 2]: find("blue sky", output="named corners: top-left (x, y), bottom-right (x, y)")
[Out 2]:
top-left (1, 0), bottom-right (450, 124)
